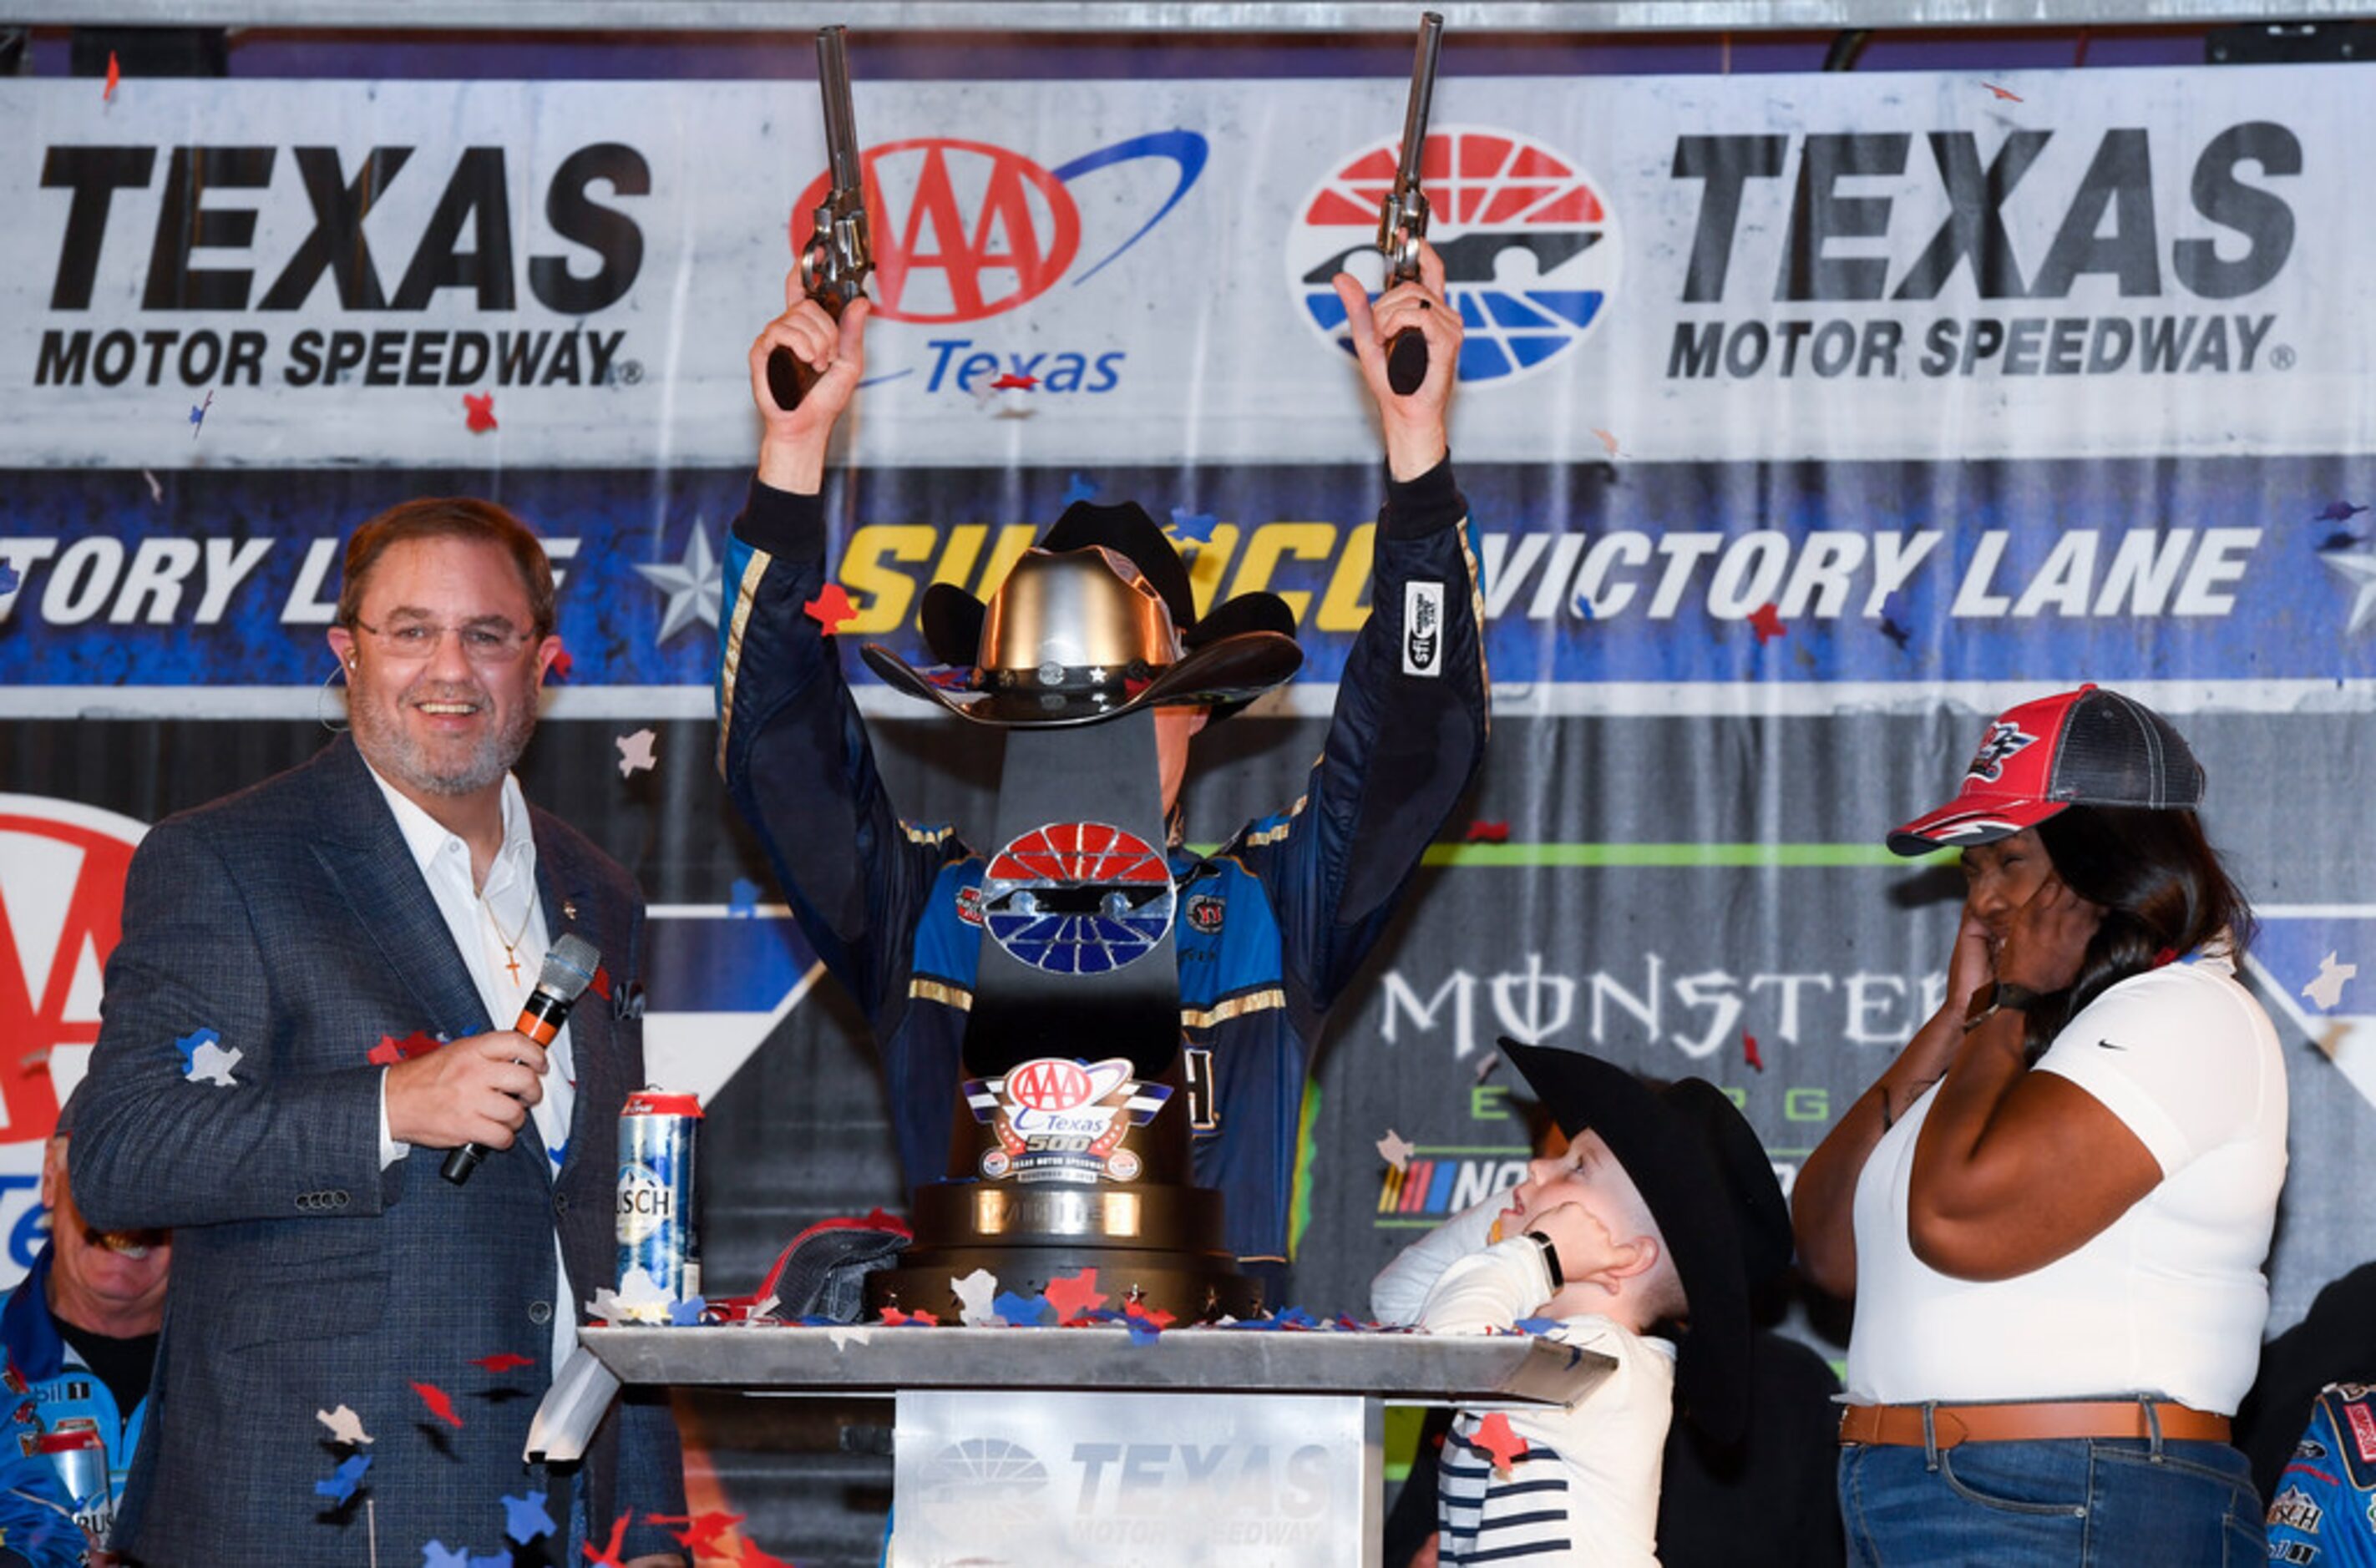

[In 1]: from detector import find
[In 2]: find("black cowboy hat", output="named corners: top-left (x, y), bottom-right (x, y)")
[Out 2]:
top-left (1500, 1039), bottom-right (1795, 1445)
top-left (864, 498), bottom-right (1301, 728)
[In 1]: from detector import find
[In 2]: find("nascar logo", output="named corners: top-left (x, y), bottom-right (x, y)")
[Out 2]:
top-left (1375, 1153), bottom-right (1527, 1220)
top-left (1289, 125), bottom-right (1619, 383)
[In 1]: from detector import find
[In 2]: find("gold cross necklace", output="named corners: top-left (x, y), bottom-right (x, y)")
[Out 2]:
top-left (480, 888), bottom-right (534, 986)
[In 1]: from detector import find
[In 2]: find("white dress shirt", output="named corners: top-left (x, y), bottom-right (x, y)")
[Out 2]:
top-left (362, 763), bottom-right (580, 1374)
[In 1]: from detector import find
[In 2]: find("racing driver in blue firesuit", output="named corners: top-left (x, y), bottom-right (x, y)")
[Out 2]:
top-left (712, 242), bottom-right (1488, 1292)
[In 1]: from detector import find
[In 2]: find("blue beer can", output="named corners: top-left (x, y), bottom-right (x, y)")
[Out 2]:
top-left (616, 1090), bottom-right (702, 1323)
top-left (38, 1424), bottom-right (109, 1541)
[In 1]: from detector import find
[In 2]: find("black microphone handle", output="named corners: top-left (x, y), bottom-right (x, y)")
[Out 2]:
top-left (440, 988), bottom-right (573, 1186)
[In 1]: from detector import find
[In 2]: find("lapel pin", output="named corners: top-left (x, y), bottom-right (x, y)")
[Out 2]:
top-left (561, 897), bottom-right (579, 923)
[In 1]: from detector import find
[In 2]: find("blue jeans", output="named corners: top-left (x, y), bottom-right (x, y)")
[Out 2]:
top-left (1840, 1432), bottom-right (2266, 1566)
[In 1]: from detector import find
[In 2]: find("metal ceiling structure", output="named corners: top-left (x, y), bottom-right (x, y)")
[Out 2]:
top-left (3, 1), bottom-right (2363, 33)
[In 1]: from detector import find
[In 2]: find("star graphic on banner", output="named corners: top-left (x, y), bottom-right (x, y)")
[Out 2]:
top-left (2321, 549), bottom-right (2376, 635)
top-left (2303, 951), bottom-right (2358, 1011)
top-left (635, 522), bottom-right (723, 645)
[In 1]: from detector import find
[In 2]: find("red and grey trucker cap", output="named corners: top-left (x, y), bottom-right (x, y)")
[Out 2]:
top-left (1887, 685), bottom-right (2205, 857)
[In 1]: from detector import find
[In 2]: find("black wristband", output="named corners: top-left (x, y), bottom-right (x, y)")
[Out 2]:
top-left (1522, 1229), bottom-right (1564, 1290)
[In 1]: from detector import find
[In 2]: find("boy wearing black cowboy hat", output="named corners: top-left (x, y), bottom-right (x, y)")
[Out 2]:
top-left (1373, 1040), bottom-right (1795, 1568)
top-left (715, 244), bottom-right (1491, 1291)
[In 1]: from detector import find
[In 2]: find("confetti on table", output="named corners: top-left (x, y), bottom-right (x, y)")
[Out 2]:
top-left (1126, 1302), bottom-right (1175, 1331)
top-left (2314, 500), bottom-right (2368, 523)
top-left (1590, 427), bottom-right (1622, 458)
top-left (470, 1352), bottom-right (533, 1375)
top-left (990, 372), bottom-right (1039, 391)
top-left (500, 1489), bottom-right (555, 1544)
top-left (1748, 604), bottom-right (1786, 644)
top-left (1514, 1316), bottom-right (1562, 1335)
top-left (994, 1290), bottom-right (1054, 1327)
top-left (878, 1305), bottom-right (935, 1326)
top-left (950, 1267), bottom-right (1002, 1326)
top-left (317, 1404), bottom-right (373, 1446)
top-left (103, 51), bottom-right (119, 103)
top-left (1126, 1313), bottom-right (1163, 1346)
top-left (1470, 1412), bottom-right (1527, 1474)
top-left (1982, 81), bottom-right (2022, 102)
top-left (1464, 821), bottom-right (1509, 844)
top-left (1744, 1032), bottom-right (1764, 1071)
top-left (367, 1031), bottom-right (443, 1067)
top-left (649, 1511), bottom-right (747, 1553)
top-left (1045, 1268), bottom-right (1107, 1323)
top-left (2303, 951), bottom-right (2358, 1011)
top-left (1061, 472), bottom-right (1100, 506)
top-left (408, 1381), bottom-right (464, 1429)
top-left (1168, 507), bottom-right (1219, 544)
top-left (727, 878), bottom-right (761, 918)
top-left (803, 583), bottom-right (858, 635)
top-left (616, 728), bottom-right (657, 778)
top-left (1375, 1129), bottom-right (1415, 1172)
top-left (582, 1510), bottom-right (634, 1568)
top-left (667, 1296), bottom-right (708, 1327)
top-left (313, 1452), bottom-right (371, 1504)
top-left (463, 392), bottom-right (497, 433)
top-left (825, 1326), bottom-right (870, 1351)
top-left (189, 388), bottom-right (214, 438)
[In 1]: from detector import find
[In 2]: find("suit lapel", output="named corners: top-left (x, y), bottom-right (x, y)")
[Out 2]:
top-left (309, 736), bottom-right (494, 1044)
top-left (534, 819), bottom-right (600, 1184)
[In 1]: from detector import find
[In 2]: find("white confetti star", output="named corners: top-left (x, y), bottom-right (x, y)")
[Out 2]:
top-left (616, 728), bottom-right (657, 778)
top-left (186, 1041), bottom-right (242, 1087)
top-left (1375, 1129), bottom-right (1415, 1172)
top-left (951, 1267), bottom-right (1003, 1327)
top-left (317, 1404), bottom-right (373, 1446)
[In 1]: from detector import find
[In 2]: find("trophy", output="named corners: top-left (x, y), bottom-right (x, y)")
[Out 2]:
top-left (857, 501), bottom-right (1301, 1322)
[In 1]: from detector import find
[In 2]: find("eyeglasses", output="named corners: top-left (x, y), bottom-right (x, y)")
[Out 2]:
top-left (352, 617), bottom-right (538, 665)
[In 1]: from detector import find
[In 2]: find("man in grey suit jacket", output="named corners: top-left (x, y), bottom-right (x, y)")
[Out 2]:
top-left (72, 498), bottom-right (686, 1565)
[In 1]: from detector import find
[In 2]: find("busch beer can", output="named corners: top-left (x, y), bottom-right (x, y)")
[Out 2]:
top-left (617, 1089), bottom-right (702, 1323)
top-left (38, 1423), bottom-right (110, 1541)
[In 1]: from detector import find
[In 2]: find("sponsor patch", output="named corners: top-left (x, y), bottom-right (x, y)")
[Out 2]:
top-left (1403, 582), bottom-right (1444, 676)
top-left (2270, 1485), bottom-right (2324, 1535)
top-left (963, 1055), bottom-right (1172, 1184)
top-left (956, 883), bottom-right (985, 928)
top-left (1185, 893), bottom-right (1224, 935)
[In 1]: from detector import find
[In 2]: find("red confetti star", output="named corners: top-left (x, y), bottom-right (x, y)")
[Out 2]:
top-left (878, 1305), bottom-right (935, 1326)
top-left (1124, 1301), bottom-right (1176, 1330)
top-left (463, 392), bottom-right (498, 433)
top-left (1470, 1412), bottom-right (1527, 1474)
top-left (989, 372), bottom-right (1039, 391)
top-left (803, 583), bottom-right (858, 635)
top-left (367, 1030), bottom-right (443, 1067)
top-left (737, 1540), bottom-right (798, 1568)
top-left (581, 1510), bottom-right (633, 1567)
top-left (1748, 604), bottom-right (1786, 644)
top-left (1464, 821), bottom-right (1510, 844)
top-left (104, 51), bottom-right (120, 103)
top-left (409, 1380), bottom-right (464, 1429)
top-left (1044, 1268), bottom-right (1107, 1323)
top-left (1590, 427), bottom-right (1621, 458)
top-left (1983, 81), bottom-right (2023, 102)
top-left (472, 1352), bottom-right (534, 1374)
top-left (647, 1512), bottom-right (747, 1552)
top-left (1744, 1032), bottom-right (1764, 1072)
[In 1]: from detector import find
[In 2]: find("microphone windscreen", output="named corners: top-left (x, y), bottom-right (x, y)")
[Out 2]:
top-left (538, 932), bottom-right (602, 1001)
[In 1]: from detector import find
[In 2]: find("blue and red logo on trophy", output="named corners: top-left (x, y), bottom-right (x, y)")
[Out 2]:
top-left (964, 1056), bottom-right (1174, 1183)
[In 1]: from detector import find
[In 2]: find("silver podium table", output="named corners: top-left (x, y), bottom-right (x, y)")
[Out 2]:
top-left (560, 1323), bottom-right (1612, 1568)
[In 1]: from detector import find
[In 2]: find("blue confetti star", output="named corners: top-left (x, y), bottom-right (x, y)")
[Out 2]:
top-left (1878, 590), bottom-right (1914, 651)
top-left (173, 1026), bottom-right (221, 1075)
top-left (1168, 507), bottom-right (1218, 544)
top-left (313, 1452), bottom-right (371, 1505)
top-left (728, 878), bottom-right (760, 918)
top-left (419, 1545), bottom-right (470, 1568)
top-left (468, 1555), bottom-right (509, 1568)
top-left (1513, 1316), bottom-right (1562, 1335)
top-left (0, 559), bottom-right (18, 596)
top-left (1274, 1305), bottom-right (1319, 1329)
top-left (500, 1488), bottom-right (556, 1544)
top-left (1061, 471), bottom-right (1100, 507)
top-left (993, 1290), bottom-right (1053, 1327)
top-left (667, 1296), bottom-right (708, 1327)
top-left (1126, 1313), bottom-right (1162, 1346)
top-left (189, 388), bottom-right (213, 438)
top-left (547, 1140), bottom-right (568, 1169)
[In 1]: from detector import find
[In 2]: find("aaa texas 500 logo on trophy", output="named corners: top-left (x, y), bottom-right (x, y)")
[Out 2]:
top-left (966, 1056), bottom-right (1173, 1183)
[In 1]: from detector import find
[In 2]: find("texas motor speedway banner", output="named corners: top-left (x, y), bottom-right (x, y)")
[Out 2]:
top-left (4, 63), bottom-right (2376, 1357)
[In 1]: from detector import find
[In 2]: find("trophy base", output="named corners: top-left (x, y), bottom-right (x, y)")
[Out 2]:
top-left (866, 1178), bottom-right (1264, 1323)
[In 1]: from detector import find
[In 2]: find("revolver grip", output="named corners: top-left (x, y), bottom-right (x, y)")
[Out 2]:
top-left (764, 344), bottom-right (813, 412)
top-left (1386, 328), bottom-right (1430, 396)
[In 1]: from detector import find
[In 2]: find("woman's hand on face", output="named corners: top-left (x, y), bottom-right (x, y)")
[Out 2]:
top-left (1994, 873), bottom-right (2102, 994)
top-left (1948, 900), bottom-right (1995, 1013)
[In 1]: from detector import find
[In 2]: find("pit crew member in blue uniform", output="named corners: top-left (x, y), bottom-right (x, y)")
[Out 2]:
top-left (2265, 1383), bottom-right (2376, 1567)
top-left (714, 244), bottom-right (1489, 1285)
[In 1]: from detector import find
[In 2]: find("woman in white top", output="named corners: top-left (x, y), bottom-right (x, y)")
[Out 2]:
top-left (1794, 685), bottom-right (2286, 1568)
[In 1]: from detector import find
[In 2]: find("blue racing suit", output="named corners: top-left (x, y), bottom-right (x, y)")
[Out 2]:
top-left (715, 460), bottom-right (1490, 1274)
top-left (2267, 1383), bottom-right (2376, 1567)
top-left (0, 1246), bottom-right (144, 1567)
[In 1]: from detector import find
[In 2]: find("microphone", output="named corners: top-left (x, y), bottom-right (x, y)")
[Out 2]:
top-left (441, 931), bottom-right (601, 1186)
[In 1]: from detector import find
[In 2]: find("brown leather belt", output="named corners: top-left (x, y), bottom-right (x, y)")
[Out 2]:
top-left (1839, 1400), bottom-right (2231, 1449)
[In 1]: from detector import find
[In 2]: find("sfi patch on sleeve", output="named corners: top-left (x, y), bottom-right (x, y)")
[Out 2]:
top-left (1403, 581), bottom-right (1444, 676)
